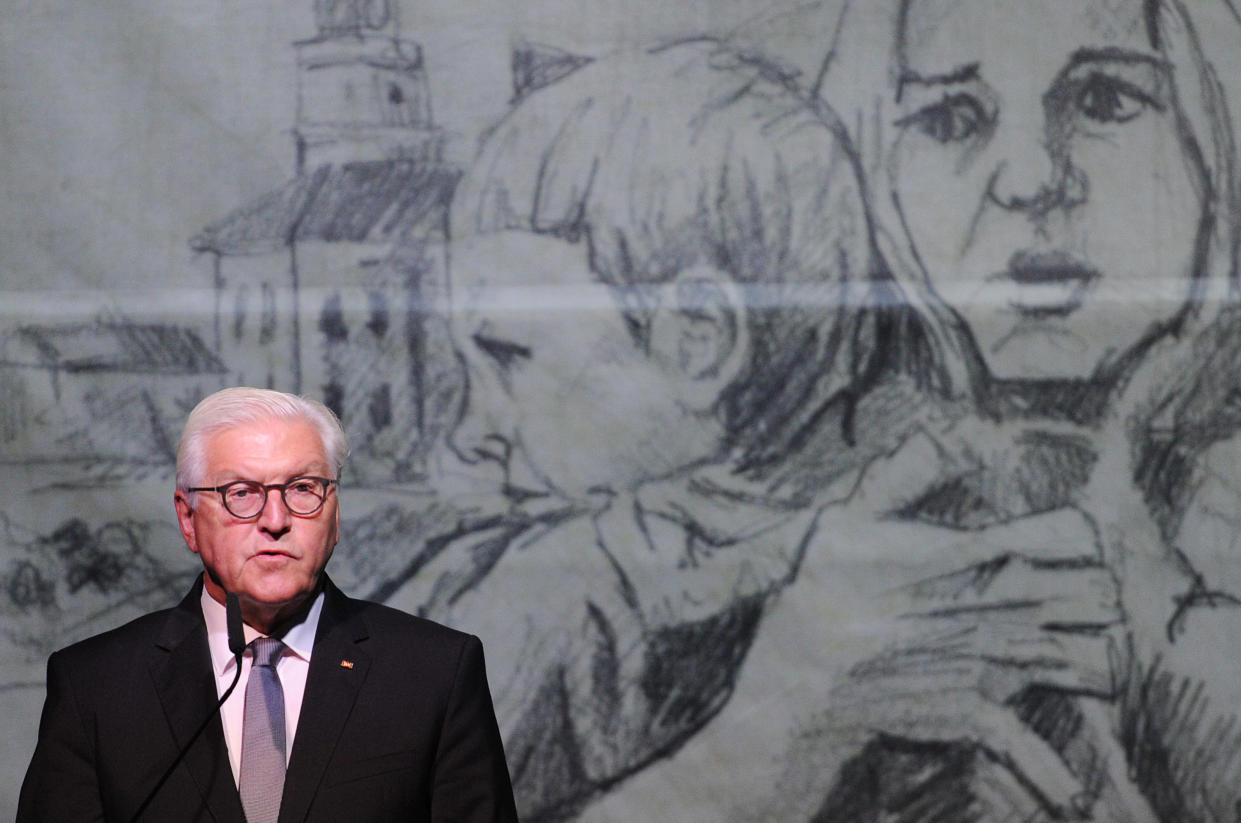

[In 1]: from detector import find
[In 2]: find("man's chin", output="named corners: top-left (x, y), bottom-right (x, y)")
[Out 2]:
top-left (237, 583), bottom-right (321, 631)
top-left (239, 573), bottom-right (322, 606)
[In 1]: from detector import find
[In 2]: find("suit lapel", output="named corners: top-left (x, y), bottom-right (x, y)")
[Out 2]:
top-left (146, 581), bottom-right (246, 823)
top-left (278, 580), bottom-right (371, 823)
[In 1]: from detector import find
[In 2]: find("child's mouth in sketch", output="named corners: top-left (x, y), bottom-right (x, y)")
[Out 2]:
top-left (502, 483), bottom-right (551, 506)
top-left (993, 250), bottom-right (1100, 318)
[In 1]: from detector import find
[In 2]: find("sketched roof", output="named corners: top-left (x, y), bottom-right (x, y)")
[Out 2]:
top-left (2, 323), bottom-right (225, 374)
top-left (190, 160), bottom-right (459, 255)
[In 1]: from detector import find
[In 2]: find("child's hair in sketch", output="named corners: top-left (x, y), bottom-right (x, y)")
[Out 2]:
top-left (1116, 0), bottom-right (1241, 418)
top-left (449, 38), bottom-right (879, 479)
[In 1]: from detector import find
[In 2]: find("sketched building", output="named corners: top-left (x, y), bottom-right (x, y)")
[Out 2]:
top-left (0, 321), bottom-right (225, 474)
top-left (191, 0), bottom-right (460, 484)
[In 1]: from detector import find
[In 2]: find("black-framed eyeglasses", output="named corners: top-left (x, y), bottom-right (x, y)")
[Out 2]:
top-left (186, 476), bottom-right (338, 519)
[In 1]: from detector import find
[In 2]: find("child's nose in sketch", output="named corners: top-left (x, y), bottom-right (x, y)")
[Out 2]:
top-left (449, 411), bottom-right (512, 467)
top-left (985, 144), bottom-right (1086, 217)
top-left (449, 366), bottom-right (515, 463)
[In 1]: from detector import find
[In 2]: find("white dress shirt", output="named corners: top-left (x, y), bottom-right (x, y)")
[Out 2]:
top-left (200, 582), bottom-right (324, 786)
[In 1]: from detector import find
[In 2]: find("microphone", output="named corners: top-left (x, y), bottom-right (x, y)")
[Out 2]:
top-left (227, 591), bottom-right (246, 658)
top-left (128, 592), bottom-right (247, 823)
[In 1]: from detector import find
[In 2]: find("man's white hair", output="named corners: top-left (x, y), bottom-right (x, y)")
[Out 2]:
top-left (176, 387), bottom-right (349, 493)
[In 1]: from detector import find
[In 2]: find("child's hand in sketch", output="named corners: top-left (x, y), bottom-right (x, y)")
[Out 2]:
top-left (785, 428), bottom-right (1131, 818)
top-left (570, 427), bottom-right (1137, 822)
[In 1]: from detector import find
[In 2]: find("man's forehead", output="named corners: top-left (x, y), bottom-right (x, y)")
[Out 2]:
top-left (202, 417), bottom-right (329, 471)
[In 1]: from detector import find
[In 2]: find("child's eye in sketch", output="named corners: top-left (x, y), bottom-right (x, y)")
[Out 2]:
top-left (472, 333), bottom-right (533, 371)
top-left (1071, 71), bottom-right (1159, 124)
top-left (897, 93), bottom-right (991, 144)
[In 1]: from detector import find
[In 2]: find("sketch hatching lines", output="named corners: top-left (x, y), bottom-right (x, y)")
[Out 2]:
top-left (6, 1), bottom-right (1241, 822)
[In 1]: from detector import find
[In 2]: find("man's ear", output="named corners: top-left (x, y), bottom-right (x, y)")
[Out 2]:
top-left (648, 264), bottom-right (750, 411)
top-left (174, 491), bottom-right (201, 555)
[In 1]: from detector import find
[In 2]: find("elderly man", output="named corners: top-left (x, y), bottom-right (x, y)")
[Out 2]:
top-left (17, 387), bottom-right (518, 823)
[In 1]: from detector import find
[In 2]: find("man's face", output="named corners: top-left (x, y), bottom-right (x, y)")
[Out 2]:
top-left (446, 231), bottom-right (719, 505)
top-left (175, 417), bottom-right (339, 631)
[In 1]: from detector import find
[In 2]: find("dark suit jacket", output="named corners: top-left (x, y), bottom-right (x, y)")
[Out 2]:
top-left (17, 576), bottom-right (519, 823)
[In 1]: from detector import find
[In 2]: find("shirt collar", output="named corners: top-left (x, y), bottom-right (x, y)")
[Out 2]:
top-left (200, 577), bottom-right (325, 676)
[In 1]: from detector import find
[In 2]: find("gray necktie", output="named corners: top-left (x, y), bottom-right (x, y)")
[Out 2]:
top-left (240, 637), bottom-right (286, 823)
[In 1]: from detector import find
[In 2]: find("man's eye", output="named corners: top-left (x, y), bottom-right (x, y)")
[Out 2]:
top-left (1074, 72), bottom-right (1153, 124)
top-left (228, 486), bottom-right (258, 499)
top-left (472, 334), bottom-right (532, 370)
top-left (899, 93), bottom-right (989, 144)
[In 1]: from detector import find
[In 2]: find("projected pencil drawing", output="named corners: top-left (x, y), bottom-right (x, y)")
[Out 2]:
top-left (4, 0), bottom-right (1241, 821)
top-left (577, 1), bottom-right (1241, 821)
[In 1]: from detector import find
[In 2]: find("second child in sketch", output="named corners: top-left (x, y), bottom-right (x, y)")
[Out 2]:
top-left (859, 1), bottom-right (1241, 819)
top-left (382, 38), bottom-right (882, 822)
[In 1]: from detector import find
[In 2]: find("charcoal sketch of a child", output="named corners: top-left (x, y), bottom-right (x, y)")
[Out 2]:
top-left (850, 1), bottom-right (1241, 820)
top-left (380, 38), bottom-right (882, 822)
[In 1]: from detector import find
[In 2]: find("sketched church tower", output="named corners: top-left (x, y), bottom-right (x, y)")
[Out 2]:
top-left (191, 0), bottom-right (459, 484)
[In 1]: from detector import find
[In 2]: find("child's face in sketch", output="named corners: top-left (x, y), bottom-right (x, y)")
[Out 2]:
top-left (446, 231), bottom-right (719, 503)
top-left (891, 0), bottom-right (1208, 380)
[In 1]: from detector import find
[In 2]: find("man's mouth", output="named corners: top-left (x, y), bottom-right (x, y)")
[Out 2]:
top-left (996, 250), bottom-right (1100, 317)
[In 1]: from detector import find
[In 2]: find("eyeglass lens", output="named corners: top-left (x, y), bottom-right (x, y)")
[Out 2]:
top-left (223, 478), bottom-right (328, 518)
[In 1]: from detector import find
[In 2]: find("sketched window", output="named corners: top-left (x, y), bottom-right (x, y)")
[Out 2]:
top-left (323, 381), bottom-right (344, 419)
top-left (363, 0), bottom-right (390, 30)
top-left (369, 383), bottom-right (392, 430)
top-left (385, 84), bottom-right (407, 127)
top-left (259, 283), bottom-right (277, 345)
top-left (367, 291), bottom-right (389, 339)
top-left (320, 292), bottom-right (348, 342)
top-left (233, 285), bottom-right (248, 341)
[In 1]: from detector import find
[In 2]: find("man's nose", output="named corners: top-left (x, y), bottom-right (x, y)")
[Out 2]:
top-left (256, 487), bottom-right (293, 529)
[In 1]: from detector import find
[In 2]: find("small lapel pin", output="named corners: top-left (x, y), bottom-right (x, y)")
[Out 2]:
top-left (340, 659), bottom-right (355, 669)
